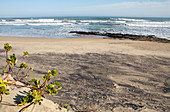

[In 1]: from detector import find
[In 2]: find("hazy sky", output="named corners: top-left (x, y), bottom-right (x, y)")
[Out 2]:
top-left (0, 0), bottom-right (170, 17)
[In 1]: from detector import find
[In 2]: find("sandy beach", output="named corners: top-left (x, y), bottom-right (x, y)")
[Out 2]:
top-left (0, 37), bottom-right (170, 111)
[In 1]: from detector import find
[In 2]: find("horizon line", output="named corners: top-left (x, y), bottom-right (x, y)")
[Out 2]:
top-left (1, 16), bottom-right (170, 18)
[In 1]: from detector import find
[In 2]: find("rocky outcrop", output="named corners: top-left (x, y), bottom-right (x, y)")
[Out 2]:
top-left (70, 31), bottom-right (170, 43)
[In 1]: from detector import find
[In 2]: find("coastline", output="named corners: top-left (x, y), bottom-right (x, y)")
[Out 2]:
top-left (0, 36), bottom-right (170, 111)
top-left (1, 17), bottom-right (170, 39)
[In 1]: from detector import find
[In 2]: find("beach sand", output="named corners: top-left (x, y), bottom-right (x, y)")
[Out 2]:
top-left (0, 37), bottom-right (170, 111)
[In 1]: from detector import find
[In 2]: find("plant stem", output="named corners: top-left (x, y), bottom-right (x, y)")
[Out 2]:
top-left (16, 68), bottom-right (21, 80)
top-left (3, 65), bottom-right (12, 80)
top-left (19, 102), bottom-right (34, 112)
top-left (20, 69), bottom-right (30, 81)
top-left (2, 64), bottom-right (8, 74)
top-left (1, 101), bottom-right (21, 107)
top-left (5, 50), bottom-right (8, 61)
top-left (0, 94), bottom-right (2, 103)
top-left (40, 74), bottom-right (51, 89)
top-left (8, 83), bottom-right (36, 89)
top-left (18, 55), bottom-right (25, 60)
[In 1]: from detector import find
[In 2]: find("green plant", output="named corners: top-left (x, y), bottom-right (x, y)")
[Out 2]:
top-left (0, 78), bottom-right (10, 95)
top-left (0, 43), bottom-right (62, 111)
top-left (64, 104), bottom-right (70, 111)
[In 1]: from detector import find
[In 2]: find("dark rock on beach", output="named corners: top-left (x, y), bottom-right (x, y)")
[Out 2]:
top-left (70, 31), bottom-right (170, 43)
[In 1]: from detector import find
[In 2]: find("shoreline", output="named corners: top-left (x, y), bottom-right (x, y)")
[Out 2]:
top-left (0, 36), bottom-right (170, 57)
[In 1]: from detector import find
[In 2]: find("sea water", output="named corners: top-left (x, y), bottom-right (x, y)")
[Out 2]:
top-left (0, 17), bottom-right (170, 39)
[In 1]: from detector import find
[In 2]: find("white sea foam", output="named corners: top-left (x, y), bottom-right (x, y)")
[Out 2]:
top-left (14, 19), bottom-right (23, 22)
top-left (126, 21), bottom-right (170, 27)
top-left (0, 19), bottom-right (77, 26)
top-left (27, 22), bottom-right (74, 26)
top-left (0, 19), bottom-right (110, 26)
top-left (26, 19), bottom-right (56, 22)
top-left (62, 20), bottom-right (77, 23)
top-left (0, 21), bottom-right (25, 25)
top-left (77, 23), bottom-right (89, 25)
top-left (1, 20), bottom-right (6, 22)
top-left (11, 19), bottom-right (62, 23)
top-left (117, 18), bottom-right (146, 22)
top-left (0, 22), bottom-right (74, 26)
top-left (80, 20), bottom-right (108, 23)
top-left (114, 21), bottom-right (126, 24)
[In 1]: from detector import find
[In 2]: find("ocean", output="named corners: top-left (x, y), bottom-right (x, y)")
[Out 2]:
top-left (0, 16), bottom-right (170, 39)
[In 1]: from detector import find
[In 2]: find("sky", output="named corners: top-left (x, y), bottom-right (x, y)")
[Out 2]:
top-left (0, 0), bottom-right (170, 17)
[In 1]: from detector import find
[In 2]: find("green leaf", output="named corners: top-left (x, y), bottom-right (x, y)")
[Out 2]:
top-left (0, 83), bottom-right (6, 87)
top-left (54, 81), bottom-right (61, 87)
top-left (43, 74), bottom-right (50, 81)
top-left (18, 93), bottom-right (34, 106)
top-left (0, 78), bottom-right (10, 95)
top-left (31, 78), bottom-right (36, 82)
top-left (53, 81), bottom-right (62, 90)
top-left (33, 90), bottom-right (37, 95)
top-left (3, 68), bottom-right (7, 72)
top-left (51, 70), bottom-right (58, 77)
top-left (52, 89), bottom-right (57, 95)
top-left (27, 81), bottom-right (30, 85)
top-left (48, 70), bottom-right (51, 73)
top-left (58, 87), bottom-right (62, 90)
top-left (31, 78), bottom-right (41, 88)
top-left (6, 92), bottom-right (10, 95)
top-left (20, 62), bottom-right (28, 69)
top-left (0, 78), bottom-right (3, 83)
top-left (64, 104), bottom-right (70, 111)
top-left (46, 83), bottom-right (59, 96)
top-left (25, 74), bottom-right (28, 76)
top-left (30, 66), bottom-right (33, 71)
top-left (4, 43), bottom-right (12, 52)
top-left (49, 84), bottom-right (54, 88)
top-left (24, 51), bottom-right (29, 56)
top-left (7, 54), bottom-right (17, 66)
